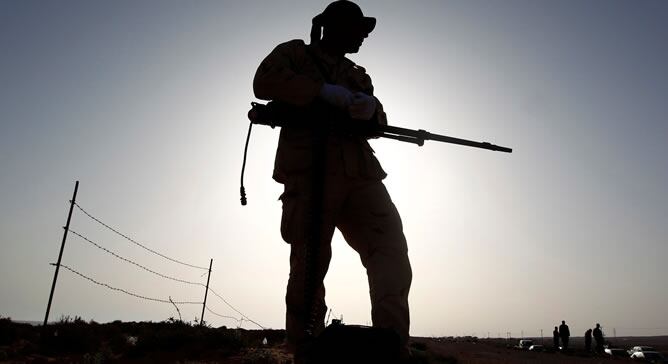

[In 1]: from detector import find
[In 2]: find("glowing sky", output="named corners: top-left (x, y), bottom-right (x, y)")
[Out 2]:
top-left (1, 0), bottom-right (667, 338)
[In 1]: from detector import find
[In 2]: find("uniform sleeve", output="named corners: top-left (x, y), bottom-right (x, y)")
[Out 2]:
top-left (374, 98), bottom-right (388, 126)
top-left (346, 63), bottom-right (387, 126)
top-left (253, 40), bottom-right (324, 106)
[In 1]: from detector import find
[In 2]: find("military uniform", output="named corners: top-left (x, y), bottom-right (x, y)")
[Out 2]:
top-left (253, 39), bottom-right (412, 356)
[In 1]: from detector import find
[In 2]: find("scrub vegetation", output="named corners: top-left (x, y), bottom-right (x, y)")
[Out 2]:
top-left (2, 316), bottom-right (666, 363)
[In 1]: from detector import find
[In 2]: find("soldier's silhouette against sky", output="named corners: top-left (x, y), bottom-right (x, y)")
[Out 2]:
top-left (253, 1), bottom-right (412, 361)
top-left (1, 0), bottom-right (667, 339)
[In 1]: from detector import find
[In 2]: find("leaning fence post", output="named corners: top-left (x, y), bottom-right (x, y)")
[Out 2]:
top-left (43, 180), bottom-right (79, 327)
top-left (200, 258), bottom-right (213, 326)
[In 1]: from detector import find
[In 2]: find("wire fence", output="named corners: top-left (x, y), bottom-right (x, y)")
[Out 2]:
top-left (68, 229), bottom-right (205, 287)
top-left (53, 199), bottom-right (265, 329)
top-left (57, 263), bottom-right (201, 305)
top-left (73, 202), bottom-right (209, 270)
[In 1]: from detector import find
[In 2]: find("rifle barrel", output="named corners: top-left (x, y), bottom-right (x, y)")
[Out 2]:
top-left (377, 125), bottom-right (512, 153)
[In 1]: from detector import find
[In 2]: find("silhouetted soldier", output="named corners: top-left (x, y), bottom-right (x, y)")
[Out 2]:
top-left (593, 323), bottom-right (604, 353)
top-left (552, 327), bottom-right (559, 350)
top-left (253, 1), bottom-right (411, 363)
top-left (584, 328), bottom-right (592, 352)
top-left (559, 320), bottom-right (570, 350)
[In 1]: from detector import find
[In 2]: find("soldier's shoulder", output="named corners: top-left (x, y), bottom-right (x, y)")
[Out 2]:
top-left (275, 39), bottom-right (307, 52)
top-left (343, 57), bottom-right (368, 75)
top-left (343, 57), bottom-right (373, 90)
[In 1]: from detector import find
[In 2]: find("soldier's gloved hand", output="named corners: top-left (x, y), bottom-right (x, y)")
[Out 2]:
top-left (319, 83), bottom-right (353, 110)
top-left (348, 92), bottom-right (377, 120)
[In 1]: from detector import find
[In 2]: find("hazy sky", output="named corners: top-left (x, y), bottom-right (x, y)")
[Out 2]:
top-left (1, 0), bottom-right (667, 338)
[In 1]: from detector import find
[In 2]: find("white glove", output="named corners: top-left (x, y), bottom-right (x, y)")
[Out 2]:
top-left (348, 92), bottom-right (377, 120)
top-left (319, 83), bottom-right (353, 110)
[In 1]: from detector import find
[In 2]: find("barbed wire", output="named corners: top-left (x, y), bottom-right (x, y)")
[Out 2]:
top-left (69, 228), bottom-right (264, 328)
top-left (207, 287), bottom-right (265, 329)
top-left (67, 227), bottom-right (264, 328)
top-left (73, 202), bottom-right (208, 270)
top-left (205, 306), bottom-right (240, 321)
top-left (57, 263), bottom-right (202, 305)
top-left (67, 200), bottom-right (266, 329)
top-left (68, 228), bottom-right (206, 287)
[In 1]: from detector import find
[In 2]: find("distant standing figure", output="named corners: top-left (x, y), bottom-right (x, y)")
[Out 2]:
top-left (584, 328), bottom-right (592, 352)
top-left (559, 320), bottom-right (570, 350)
top-left (552, 326), bottom-right (559, 350)
top-left (593, 323), bottom-right (604, 353)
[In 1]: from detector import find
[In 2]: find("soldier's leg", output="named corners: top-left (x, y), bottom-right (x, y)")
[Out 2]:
top-left (336, 179), bottom-right (412, 353)
top-left (280, 176), bottom-right (338, 359)
top-left (285, 236), bottom-right (333, 359)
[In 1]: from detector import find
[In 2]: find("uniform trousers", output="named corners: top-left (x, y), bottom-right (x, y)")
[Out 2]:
top-left (279, 169), bottom-right (412, 358)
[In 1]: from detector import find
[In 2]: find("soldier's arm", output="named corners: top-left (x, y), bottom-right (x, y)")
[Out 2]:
top-left (349, 64), bottom-right (388, 126)
top-left (253, 40), bottom-right (324, 106)
top-left (374, 98), bottom-right (388, 126)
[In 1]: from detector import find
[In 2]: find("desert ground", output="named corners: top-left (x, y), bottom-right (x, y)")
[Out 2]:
top-left (1, 317), bottom-right (666, 363)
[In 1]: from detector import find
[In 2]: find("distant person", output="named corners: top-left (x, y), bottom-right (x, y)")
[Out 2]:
top-left (559, 320), bottom-right (570, 350)
top-left (552, 326), bottom-right (559, 350)
top-left (593, 323), bottom-right (604, 353)
top-left (584, 328), bottom-right (592, 352)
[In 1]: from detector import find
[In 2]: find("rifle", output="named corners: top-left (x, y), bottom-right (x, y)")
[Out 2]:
top-left (247, 101), bottom-right (512, 152)
top-left (240, 101), bottom-right (512, 205)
